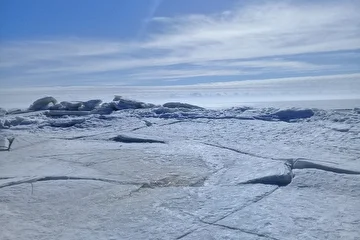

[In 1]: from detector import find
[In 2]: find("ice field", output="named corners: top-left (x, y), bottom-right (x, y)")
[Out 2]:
top-left (1, 96), bottom-right (360, 240)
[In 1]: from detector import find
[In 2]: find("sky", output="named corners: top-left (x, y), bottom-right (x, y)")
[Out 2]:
top-left (0, 0), bottom-right (360, 88)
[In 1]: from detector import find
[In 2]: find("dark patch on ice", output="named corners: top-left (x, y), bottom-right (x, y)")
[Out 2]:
top-left (241, 158), bottom-right (360, 188)
top-left (45, 110), bottom-right (90, 117)
top-left (242, 162), bottom-right (293, 187)
top-left (330, 126), bottom-right (350, 132)
top-left (131, 120), bottom-right (154, 131)
top-left (144, 120), bottom-right (153, 126)
top-left (163, 102), bottom-right (204, 109)
top-left (110, 134), bottom-right (166, 143)
top-left (243, 173), bottom-right (293, 187)
top-left (49, 118), bottom-right (86, 128)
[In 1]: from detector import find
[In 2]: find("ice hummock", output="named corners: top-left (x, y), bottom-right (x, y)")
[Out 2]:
top-left (1, 96), bottom-right (359, 130)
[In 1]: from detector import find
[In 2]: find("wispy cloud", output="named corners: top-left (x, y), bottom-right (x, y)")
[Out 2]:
top-left (0, 0), bottom-right (359, 86)
top-left (1, 73), bottom-right (359, 109)
top-left (137, 0), bottom-right (163, 39)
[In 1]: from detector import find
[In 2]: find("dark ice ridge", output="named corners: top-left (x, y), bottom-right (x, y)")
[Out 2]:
top-left (242, 159), bottom-right (360, 187)
top-left (110, 134), bottom-right (166, 144)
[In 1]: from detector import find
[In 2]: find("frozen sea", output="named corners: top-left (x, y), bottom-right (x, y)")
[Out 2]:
top-left (1, 94), bottom-right (360, 240)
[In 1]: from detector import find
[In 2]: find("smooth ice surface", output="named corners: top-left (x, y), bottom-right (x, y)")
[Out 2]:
top-left (1, 98), bottom-right (360, 240)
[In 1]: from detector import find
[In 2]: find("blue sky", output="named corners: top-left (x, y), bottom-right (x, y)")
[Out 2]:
top-left (0, 0), bottom-right (359, 87)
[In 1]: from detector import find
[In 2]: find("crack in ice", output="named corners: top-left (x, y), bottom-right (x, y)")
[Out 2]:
top-left (176, 187), bottom-right (280, 239)
top-left (201, 221), bottom-right (280, 240)
top-left (0, 175), bottom-right (208, 190)
top-left (0, 176), bottom-right (145, 189)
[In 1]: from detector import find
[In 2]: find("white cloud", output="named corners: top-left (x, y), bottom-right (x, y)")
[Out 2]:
top-left (0, 0), bottom-right (359, 86)
top-left (127, 68), bottom-right (254, 80)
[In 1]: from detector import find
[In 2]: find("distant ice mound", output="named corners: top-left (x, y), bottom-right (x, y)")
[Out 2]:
top-left (255, 108), bottom-right (315, 122)
top-left (80, 99), bottom-right (102, 111)
top-left (28, 97), bottom-right (103, 113)
top-left (91, 103), bottom-right (115, 115)
top-left (49, 100), bottom-right (103, 111)
top-left (112, 97), bottom-right (155, 110)
top-left (113, 95), bottom-right (123, 101)
top-left (92, 96), bottom-right (156, 115)
top-left (29, 96), bottom-right (57, 111)
top-left (0, 108), bottom-right (7, 117)
top-left (60, 101), bottom-right (83, 111)
top-left (5, 95), bottom-right (360, 129)
top-left (27, 96), bottom-right (156, 116)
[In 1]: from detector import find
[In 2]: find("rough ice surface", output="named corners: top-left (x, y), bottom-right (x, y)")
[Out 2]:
top-left (1, 97), bottom-right (360, 240)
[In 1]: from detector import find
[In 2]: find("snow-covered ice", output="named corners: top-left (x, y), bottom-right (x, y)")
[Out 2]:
top-left (1, 97), bottom-right (359, 240)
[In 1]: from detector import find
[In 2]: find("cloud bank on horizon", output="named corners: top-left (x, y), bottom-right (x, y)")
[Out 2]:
top-left (0, 0), bottom-right (359, 87)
